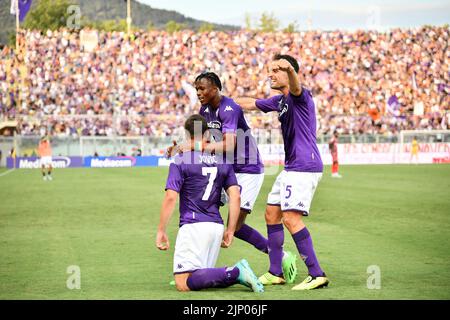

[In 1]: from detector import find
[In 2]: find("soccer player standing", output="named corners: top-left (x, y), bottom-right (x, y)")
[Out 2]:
top-left (38, 136), bottom-right (53, 181)
top-left (236, 54), bottom-right (329, 290)
top-left (329, 131), bottom-right (342, 178)
top-left (410, 136), bottom-right (419, 164)
top-left (156, 114), bottom-right (264, 292)
top-left (167, 72), bottom-right (298, 283)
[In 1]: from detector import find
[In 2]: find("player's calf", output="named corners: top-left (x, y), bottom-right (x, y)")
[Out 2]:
top-left (234, 209), bottom-right (249, 232)
top-left (234, 210), bottom-right (268, 254)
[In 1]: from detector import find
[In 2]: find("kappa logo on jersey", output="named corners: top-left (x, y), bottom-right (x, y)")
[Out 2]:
top-left (244, 201), bottom-right (251, 208)
top-left (177, 264), bottom-right (183, 269)
top-left (207, 121), bottom-right (222, 129)
top-left (297, 201), bottom-right (305, 208)
top-left (224, 106), bottom-right (233, 112)
top-left (284, 202), bottom-right (290, 207)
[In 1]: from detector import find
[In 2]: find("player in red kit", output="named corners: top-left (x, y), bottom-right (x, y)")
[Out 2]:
top-left (329, 131), bottom-right (342, 178)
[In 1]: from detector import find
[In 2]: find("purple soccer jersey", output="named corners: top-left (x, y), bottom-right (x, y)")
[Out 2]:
top-left (165, 151), bottom-right (238, 227)
top-left (255, 88), bottom-right (323, 172)
top-left (200, 96), bottom-right (264, 174)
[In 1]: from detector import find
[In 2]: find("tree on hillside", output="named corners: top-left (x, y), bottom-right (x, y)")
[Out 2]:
top-left (165, 20), bottom-right (186, 33)
top-left (146, 21), bottom-right (155, 31)
top-left (284, 21), bottom-right (299, 33)
top-left (259, 12), bottom-right (280, 32)
top-left (198, 22), bottom-right (214, 33)
top-left (22, 0), bottom-right (75, 31)
top-left (244, 12), bottom-right (252, 30)
top-left (84, 19), bottom-right (131, 32)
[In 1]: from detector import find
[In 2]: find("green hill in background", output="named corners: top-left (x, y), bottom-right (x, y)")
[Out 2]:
top-left (0, 0), bottom-right (238, 45)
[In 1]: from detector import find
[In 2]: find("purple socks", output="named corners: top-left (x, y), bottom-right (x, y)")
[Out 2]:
top-left (292, 228), bottom-right (324, 277)
top-left (186, 267), bottom-right (239, 291)
top-left (267, 224), bottom-right (284, 277)
top-left (235, 224), bottom-right (268, 254)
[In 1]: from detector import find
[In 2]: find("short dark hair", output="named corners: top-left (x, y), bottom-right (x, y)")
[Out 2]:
top-left (194, 72), bottom-right (222, 91)
top-left (184, 114), bottom-right (208, 139)
top-left (273, 54), bottom-right (300, 73)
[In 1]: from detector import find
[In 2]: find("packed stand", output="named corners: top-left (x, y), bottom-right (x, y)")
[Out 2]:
top-left (0, 26), bottom-right (449, 138)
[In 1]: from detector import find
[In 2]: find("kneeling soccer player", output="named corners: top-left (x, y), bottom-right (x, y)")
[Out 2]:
top-left (156, 114), bottom-right (264, 293)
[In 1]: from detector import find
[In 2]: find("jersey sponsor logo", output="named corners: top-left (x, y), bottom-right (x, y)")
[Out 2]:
top-left (198, 154), bottom-right (217, 164)
top-left (207, 121), bottom-right (222, 129)
top-left (278, 99), bottom-right (289, 119)
top-left (224, 106), bottom-right (233, 112)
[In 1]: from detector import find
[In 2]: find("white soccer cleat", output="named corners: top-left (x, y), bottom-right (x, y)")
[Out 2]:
top-left (47, 175), bottom-right (53, 181)
top-left (331, 173), bottom-right (342, 178)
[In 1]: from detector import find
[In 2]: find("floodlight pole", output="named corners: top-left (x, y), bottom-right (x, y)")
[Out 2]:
top-left (127, 0), bottom-right (132, 36)
top-left (15, 0), bottom-right (19, 51)
top-left (14, 0), bottom-right (22, 136)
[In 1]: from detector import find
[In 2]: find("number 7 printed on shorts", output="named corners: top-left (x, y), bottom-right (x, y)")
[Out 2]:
top-left (202, 167), bottom-right (218, 200)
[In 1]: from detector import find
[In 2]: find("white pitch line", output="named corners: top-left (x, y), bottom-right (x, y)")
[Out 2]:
top-left (0, 169), bottom-right (15, 177)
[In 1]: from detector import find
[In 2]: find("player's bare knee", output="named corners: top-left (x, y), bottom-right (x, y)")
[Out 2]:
top-left (265, 207), bottom-right (282, 224)
top-left (282, 211), bottom-right (305, 233)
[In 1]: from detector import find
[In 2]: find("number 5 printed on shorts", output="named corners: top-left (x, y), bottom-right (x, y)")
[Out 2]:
top-left (285, 185), bottom-right (292, 199)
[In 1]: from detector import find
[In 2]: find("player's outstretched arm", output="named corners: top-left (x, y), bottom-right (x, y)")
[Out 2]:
top-left (235, 97), bottom-right (258, 112)
top-left (156, 189), bottom-right (178, 250)
top-left (222, 185), bottom-right (240, 248)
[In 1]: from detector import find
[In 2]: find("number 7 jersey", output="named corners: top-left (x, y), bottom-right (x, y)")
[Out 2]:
top-left (165, 151), bottom-right (238, 227)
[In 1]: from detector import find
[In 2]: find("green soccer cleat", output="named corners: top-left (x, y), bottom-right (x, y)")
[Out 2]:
top-left (292, 274), bottom-right (329, 290)
top-left (234, 259), bottom-right (264, 293)
top-left (258, 272), bottom-right (286, 285)
top-left (282, 251), bottom-right (298, 284)
top-left (169, 280), bottom-right (175, 286)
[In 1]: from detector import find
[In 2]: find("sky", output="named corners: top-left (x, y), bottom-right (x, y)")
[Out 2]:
top-left (137, 0), bottom-right (450, 31)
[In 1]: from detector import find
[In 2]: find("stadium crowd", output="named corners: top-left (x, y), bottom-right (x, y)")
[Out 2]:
top-left (0, 26), bottom-right (449, 138)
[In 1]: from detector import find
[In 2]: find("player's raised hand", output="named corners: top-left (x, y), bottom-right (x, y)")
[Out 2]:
top-left (165, 140), bottom-right (179, 159)
top-left (274, 58), bottom-right (294, 73)
top-left (156, 230), bottom-right (170, 250)
top-left (221, 229), bottom-right (234, 248)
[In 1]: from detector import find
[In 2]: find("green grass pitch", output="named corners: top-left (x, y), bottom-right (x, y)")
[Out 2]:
top-left (0, 164), bottom-right (449, 299)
